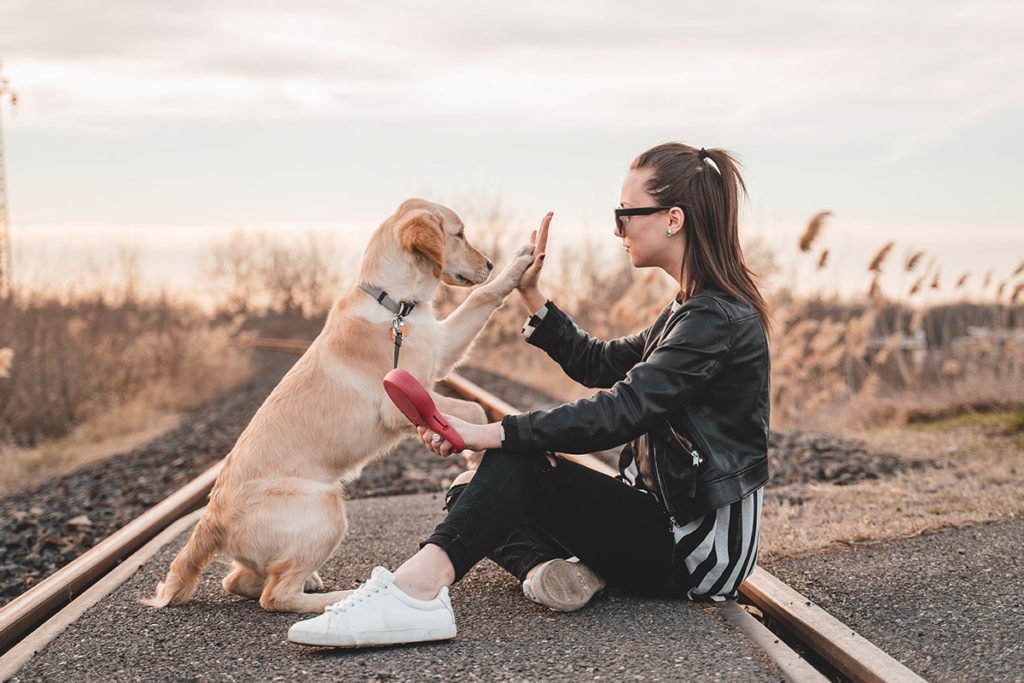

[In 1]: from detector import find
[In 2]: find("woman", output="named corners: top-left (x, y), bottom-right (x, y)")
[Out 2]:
top-left (288, 142), bottom-right (772, 648)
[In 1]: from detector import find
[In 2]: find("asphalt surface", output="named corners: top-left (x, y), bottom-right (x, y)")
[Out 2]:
top-left (11, 493), bottom-right (782, 682)
top-left (764, 515), bottom-right (1024, 682)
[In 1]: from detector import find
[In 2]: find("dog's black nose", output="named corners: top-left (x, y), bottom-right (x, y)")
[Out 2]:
top-left (486, 261), bottom-right (493, 270)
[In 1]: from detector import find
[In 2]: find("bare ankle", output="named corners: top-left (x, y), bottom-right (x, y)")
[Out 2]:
top-left (393, 544), bottom-right (455, 601)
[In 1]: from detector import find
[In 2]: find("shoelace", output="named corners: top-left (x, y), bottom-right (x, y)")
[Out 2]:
top-left (325, 580), bottom-right (384, 613)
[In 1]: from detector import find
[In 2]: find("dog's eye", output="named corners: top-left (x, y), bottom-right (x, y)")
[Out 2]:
top-left (455, 231), bottom-right (465, 240)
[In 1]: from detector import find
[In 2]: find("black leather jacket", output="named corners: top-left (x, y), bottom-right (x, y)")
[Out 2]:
top-left (500, 290), bottom-right (770, 524)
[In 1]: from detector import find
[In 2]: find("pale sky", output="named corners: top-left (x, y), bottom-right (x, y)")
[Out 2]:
top-left (1, 0), bottom-right (1022, 300)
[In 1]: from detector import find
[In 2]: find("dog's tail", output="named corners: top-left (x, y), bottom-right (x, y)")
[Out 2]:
top-left (142, 510), bottom-right (225, 608)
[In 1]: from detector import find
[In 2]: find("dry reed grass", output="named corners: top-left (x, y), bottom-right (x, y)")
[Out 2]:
top-left (798, 211), bottom-right (831, 253)
top-left (867, 241), bottom-right (895, 273)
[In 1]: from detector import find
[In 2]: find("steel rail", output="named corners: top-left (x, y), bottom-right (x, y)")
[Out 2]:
top-left (0, 510), bottom-right (206, 680)
top-left (0, 461), bottom-right (222, 652)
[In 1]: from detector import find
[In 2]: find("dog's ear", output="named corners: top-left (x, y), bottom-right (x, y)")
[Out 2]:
top-left (398, 210), bottom-right (445, 278)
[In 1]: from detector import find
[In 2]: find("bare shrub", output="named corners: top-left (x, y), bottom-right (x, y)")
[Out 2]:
top-left (0, 281), bottom-right (252, 447)
top-left (207, 230), bottom-right (342, 317)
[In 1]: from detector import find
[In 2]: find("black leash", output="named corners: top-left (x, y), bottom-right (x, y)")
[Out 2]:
top-left (360, 283), bottom-right (416, 369)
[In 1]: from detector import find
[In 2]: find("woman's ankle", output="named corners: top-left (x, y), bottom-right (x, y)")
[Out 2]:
top-left (393, 544), bottom-right (456, 600)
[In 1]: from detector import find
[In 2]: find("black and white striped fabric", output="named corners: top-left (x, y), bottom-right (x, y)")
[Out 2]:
top-left (671, 487), bottom-right (762, 601)
top-left (624, 458), bottom-right (762, 601)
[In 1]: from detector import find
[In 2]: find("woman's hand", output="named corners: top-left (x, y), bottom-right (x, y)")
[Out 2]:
top-left (517, 212), bottom-right (551, 314)
top-left (417, 416), bottom-right (503, 457)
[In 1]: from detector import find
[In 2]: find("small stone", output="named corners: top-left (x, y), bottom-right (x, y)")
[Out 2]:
top-left (67, 515), bottom-right (93, 529)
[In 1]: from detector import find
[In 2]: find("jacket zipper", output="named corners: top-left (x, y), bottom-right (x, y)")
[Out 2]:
top-left (646, 305), bottom-right (694, 525)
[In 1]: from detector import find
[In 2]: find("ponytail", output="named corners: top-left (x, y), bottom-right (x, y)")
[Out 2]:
top-left (631, 143), bottom-right (772, 337)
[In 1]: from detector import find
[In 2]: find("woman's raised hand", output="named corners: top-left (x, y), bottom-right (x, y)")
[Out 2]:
top-left (517, 212), bottom-right (551, 314)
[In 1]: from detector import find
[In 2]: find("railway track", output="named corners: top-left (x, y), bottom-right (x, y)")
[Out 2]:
top-left (0, 340), bottom-right (926, 682)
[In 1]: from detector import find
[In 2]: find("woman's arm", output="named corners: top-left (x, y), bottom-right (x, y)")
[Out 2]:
top-left (525, 302), bottom-right (653, 388)
top-left (502, 296), bottom-right (732, 454)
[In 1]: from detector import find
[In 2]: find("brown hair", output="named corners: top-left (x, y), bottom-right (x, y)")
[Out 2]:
top-left (631, 142), bottom-right (772, 336)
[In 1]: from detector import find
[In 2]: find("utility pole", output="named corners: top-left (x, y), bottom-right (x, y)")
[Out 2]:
top-left (0, 60), bottom-right (18, 299)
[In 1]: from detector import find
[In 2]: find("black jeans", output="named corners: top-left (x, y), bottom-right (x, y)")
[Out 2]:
top-left (422, 448), bottom-right (686, 597)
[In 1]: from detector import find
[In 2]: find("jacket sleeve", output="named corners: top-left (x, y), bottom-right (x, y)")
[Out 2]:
top-left (525, 301), bottom-right (650, 389)
top-left (503, 296), bottom-right (731, 454)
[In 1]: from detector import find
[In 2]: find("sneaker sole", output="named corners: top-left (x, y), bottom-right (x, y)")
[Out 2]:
top-left (529, 560), bottom-right (606, 612)
top-left (288, 624), bottom-right (457, 648)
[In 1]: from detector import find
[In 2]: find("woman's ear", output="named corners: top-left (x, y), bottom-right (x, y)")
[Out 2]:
top-left (398, 210), bottom-right (445, 278)
top-left (668, 206), bottom-right (685, 234)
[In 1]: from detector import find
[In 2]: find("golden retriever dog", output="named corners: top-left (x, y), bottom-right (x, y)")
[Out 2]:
top-left (145, 198), bottom-right (533, 613)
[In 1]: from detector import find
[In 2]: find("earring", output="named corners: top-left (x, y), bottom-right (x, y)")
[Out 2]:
top-left (667, 229), bottom-right (673, 237)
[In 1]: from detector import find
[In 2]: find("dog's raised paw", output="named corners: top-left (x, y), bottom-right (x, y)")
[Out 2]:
top-left (492, 245), bottom-right (536, 291)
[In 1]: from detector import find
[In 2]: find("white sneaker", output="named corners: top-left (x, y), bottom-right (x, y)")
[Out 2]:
top-left (522, 557), bottom-right (606, 612)
top-left (287, 567), bottom-right (456, 647)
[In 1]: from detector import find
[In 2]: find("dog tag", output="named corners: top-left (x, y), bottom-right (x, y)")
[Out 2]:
top-left (383, 368), bottom-right (466, 452)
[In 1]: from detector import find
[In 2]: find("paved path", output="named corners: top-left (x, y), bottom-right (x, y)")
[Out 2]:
top-left (764, 515), bottom-right (1024, 682)
top-left (12, 493), bottom-right (782, 682)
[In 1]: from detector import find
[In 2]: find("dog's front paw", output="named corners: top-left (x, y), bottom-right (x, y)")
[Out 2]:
top-left (490, 244), bottom-right (535, 295)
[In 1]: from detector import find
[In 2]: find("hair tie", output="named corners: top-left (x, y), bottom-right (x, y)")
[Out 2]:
top-left (698, 147), bottom-right (709, 160)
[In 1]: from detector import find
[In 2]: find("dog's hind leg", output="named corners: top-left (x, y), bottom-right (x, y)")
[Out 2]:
top-left (222, 563), bottom-right (265, 600)
top-left (260, 564), bottom-right (352, 613)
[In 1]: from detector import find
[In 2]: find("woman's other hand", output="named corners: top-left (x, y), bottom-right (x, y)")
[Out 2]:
top-left (517, 212), bottom-right (551, 314)
top-left (417, 417), bottom-right (503, 456)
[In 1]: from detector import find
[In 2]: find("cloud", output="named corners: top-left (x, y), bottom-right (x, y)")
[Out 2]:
top-left (3, 1), bottom-right (1023, 148)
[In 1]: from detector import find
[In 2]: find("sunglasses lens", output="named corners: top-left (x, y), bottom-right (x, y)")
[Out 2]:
top-left (614, 212), bottom-right (626, 235)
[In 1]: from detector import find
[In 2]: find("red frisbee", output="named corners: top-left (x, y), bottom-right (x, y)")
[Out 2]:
top-left (383, 368), bottom-right (465, 452)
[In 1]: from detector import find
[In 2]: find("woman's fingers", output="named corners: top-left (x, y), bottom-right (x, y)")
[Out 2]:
top-left (418, 425), bottom-right (456, 456)
top-left (417, 426), bottom-right (432, 446)
top-left (520, 213), bottom-right (552, 289)
top-left (418, 426), bottom-right (442, 452)
top-left (535, 212), bottom-right (551, 257)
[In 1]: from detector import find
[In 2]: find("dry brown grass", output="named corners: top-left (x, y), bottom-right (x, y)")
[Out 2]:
top-left (0, 412), bottom-right (180, 495)
top-left (760, 414), bottom-right (1024, 559)
top-left (0, 270), bottom-right (254, 489)
top-left (207, 229), bottom-right (343, 316)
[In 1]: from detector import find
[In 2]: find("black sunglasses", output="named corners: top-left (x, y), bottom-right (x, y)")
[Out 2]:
top-left (614, 206), bottom-right (680, 235)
